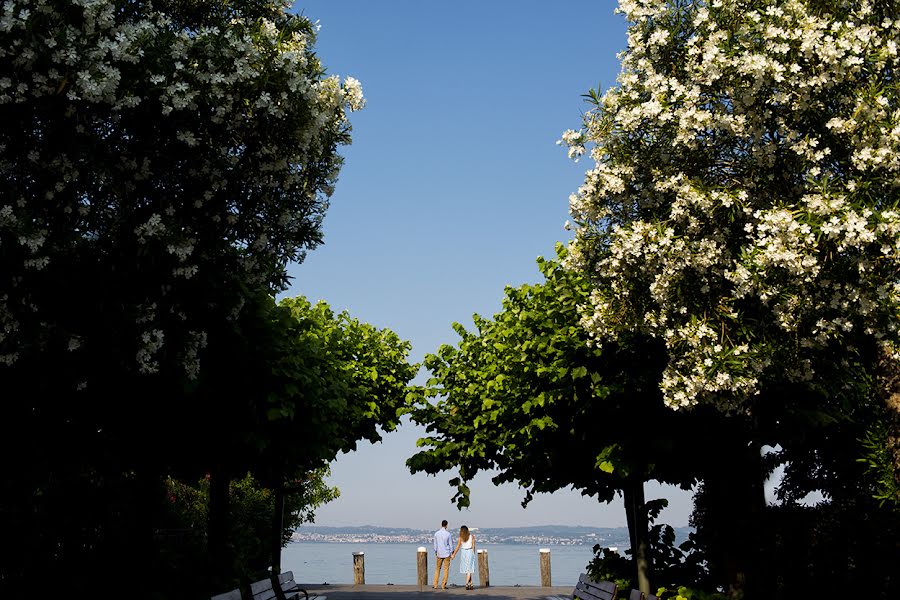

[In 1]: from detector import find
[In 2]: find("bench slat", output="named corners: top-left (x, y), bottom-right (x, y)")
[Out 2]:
top-left (250, 579), bottom-right (274, 594)
top-left (211, 589), bottom-right (242, 600)
top-left (576, 592), bottom-right (615, 600)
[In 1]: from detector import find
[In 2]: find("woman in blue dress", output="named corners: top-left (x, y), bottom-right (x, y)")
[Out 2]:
top-left (451, 525), bottom-right (477, 589)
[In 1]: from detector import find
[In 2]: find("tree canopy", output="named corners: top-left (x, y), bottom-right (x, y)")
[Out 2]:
top-left (407, 248), bottom-right (705, 592)
top-left (408, 249), bottom-right (696, 503)
top-left (260, 295), bottom-right (418, 473)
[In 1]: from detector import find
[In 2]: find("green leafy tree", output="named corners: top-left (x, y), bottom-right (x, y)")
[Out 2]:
top-left (407, 248), bottom-right (700, 594)
top-left (107, 292), bottom-right (416, 597)
top-left (587, 499), bottom-right (712, 595)
top-left (156, 469), bottom-right (339, 596)
top-left (249, 295), bottom-right (418, 575)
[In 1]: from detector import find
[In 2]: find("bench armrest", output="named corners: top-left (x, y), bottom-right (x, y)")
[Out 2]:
top-left (283, 586), bottom-right (309, 600)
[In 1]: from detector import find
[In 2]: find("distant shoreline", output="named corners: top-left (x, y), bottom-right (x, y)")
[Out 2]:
top-left (292, 524), bottom-right (691, 548)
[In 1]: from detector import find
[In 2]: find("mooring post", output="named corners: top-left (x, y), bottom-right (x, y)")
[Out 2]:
top-left (539, 548), bottom-right (551, 587)
top-left (417, 546), bottom-right (428, 590)
top-left (477, 548), bottom-right (490, 588)
top-left (353, 551), bottom-right (365, 585)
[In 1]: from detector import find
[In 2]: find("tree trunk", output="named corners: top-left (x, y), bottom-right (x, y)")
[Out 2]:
top-left (623, 477), bottom-right (652, 595)
top-left (699, 435), bottom-right (767, 600)
top-left (270, 470), bottom-right (286, 575)
top-left (208, 467), bottom-right (231, 583)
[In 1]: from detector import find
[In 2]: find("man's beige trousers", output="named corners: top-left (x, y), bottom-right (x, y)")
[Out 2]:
top-left (433, 555), bottom-right (451, 588)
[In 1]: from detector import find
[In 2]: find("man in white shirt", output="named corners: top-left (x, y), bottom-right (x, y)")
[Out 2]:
top-left (433, 519), bottom-right (453, 589)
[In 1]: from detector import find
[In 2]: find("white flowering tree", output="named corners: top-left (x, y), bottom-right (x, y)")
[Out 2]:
top-left (561, 0), bottom-right (900, 594)
top-left (563, 0), bottom-right (898, 413)
top-left (0, 0), bottom-right (364, 385)
top-left (0, 0), bottom-right (366, 593)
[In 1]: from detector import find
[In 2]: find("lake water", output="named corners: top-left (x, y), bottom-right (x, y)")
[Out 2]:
top-left (283, 542), bottom-right (598, 587)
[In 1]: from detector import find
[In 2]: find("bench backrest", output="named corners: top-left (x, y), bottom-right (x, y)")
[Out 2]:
top-left (572, 573), bottom-right (617, 600)
top-left (279, 570), bottom-right (312, 600)
top-left (250, 577), bottom-right (279, 600)
top-left (278, 571), bottom-right (297, 589)
top-left (211, 588), bottom-right (243, 600)
top-left (251, 572), bottom-right (306, 600)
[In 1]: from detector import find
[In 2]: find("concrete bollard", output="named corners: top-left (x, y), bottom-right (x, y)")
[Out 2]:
top-left (417, 546), bottom-right (428, 590)
top-left (539, 548), bottom-right (551, 587)
top-left (477, 549), bottom-right (490, 588)
top-left (353, 551), bottom-right (365, 585)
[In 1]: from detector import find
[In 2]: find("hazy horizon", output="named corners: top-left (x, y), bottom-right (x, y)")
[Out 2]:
top-left (296, 523), bottom-right (660, 530)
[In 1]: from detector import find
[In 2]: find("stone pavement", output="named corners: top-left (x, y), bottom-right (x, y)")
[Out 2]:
top-left (299, 584), bottom-right (572, 600)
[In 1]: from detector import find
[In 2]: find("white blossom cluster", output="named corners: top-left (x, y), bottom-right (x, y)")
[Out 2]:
top-left (0, 0), bottom-right (363, 383)
top-left (564, 0), bottom-right (900, 410)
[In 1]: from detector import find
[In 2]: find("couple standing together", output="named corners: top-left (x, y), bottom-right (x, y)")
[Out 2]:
top-left (432, 519), bottom-right (477, 590)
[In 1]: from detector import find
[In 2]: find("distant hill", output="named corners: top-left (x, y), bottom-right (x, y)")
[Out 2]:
top-left (299, 525), bottom-right (427, 536)
top-left (476, 525), bottom-right (635, 537)
top-left (294, 524), bottom-right (692, 548)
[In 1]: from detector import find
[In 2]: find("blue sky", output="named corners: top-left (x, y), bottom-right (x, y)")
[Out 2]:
top-left (282, 0), bottom-right (696, 530)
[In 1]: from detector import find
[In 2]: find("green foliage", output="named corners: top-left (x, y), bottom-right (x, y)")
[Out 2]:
top-left (869, 351), bottom-right (900, 509)
top-left (585, 546), bottom-right (632, 592)
top-left (687, 480), bottom-right (900, 598)
top-left (156, 469), bottom-right (339, 595)
top-left (586, 498), bottom-right (711, 593)
top-left (859, 419), bottom-right (900, 509)
top-left (0, 287), bottom-right (416, 598)
top-left (407, 246), bottom-right (696, 511)
top-left (261, 295), bottom-right (418, 471)
top-left (653, 586), bottom-right (728, 600)
top-left (647, 525), bottom-right (708, 589)
top-left (407, 246), bottom-right (718, 595)
top-left (132, 293), bottom-right (415, 597)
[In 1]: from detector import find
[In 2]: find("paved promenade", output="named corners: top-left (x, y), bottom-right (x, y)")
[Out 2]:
top-left (300, 584), bottom-right (572, 600)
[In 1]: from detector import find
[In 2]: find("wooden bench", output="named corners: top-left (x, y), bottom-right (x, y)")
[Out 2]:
top-left (574, 574), bottom-right (617, 600)
top-left (249, 571), bottom-right (325, 600)
top-left (546, 573), bottom-right (617, 600)
top-left (210, 589), bottom-right (242, 600)
top-left (628, 590), bottom-right (660, 600)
